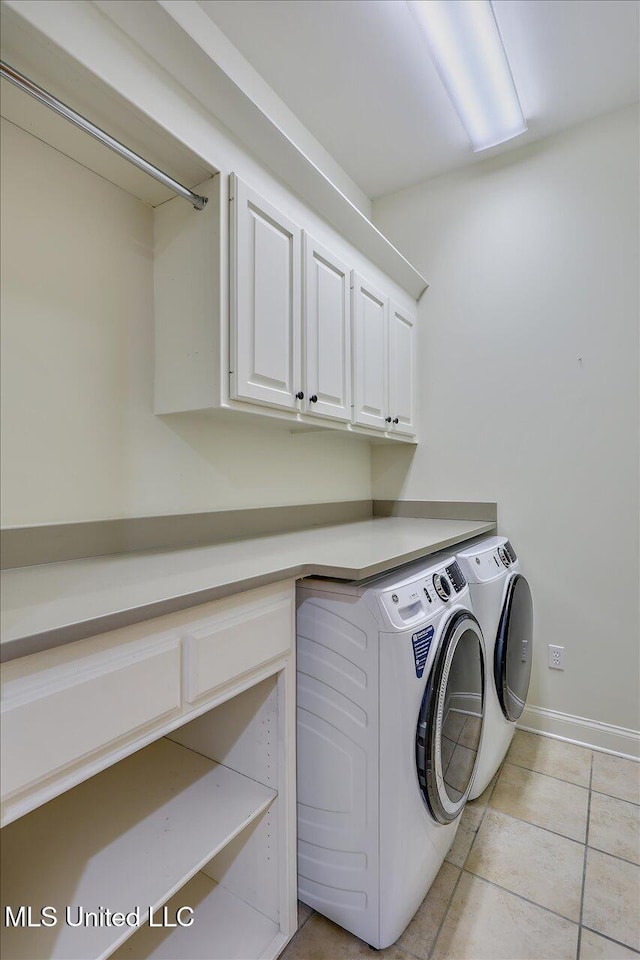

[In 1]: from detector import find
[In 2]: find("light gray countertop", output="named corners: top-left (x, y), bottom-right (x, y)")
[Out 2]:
top-left (1, 516), bottom-right (495, 661)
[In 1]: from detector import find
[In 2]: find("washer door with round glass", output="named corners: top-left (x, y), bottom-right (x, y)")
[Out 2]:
top-left (495, 574), bottom-right (533, 722)
top-left (416, 612), bottom-right (485, 824)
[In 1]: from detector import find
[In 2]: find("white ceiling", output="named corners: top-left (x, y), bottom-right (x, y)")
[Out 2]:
top-left (198, 0), bottom-right (639, 200)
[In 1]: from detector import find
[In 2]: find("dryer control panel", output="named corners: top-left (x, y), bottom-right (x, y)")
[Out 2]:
top-left (458, 537), bottom-right (519, 583)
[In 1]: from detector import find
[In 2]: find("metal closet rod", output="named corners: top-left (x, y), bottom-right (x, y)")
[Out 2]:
top-left (0, 60), bottom-right (208, 211)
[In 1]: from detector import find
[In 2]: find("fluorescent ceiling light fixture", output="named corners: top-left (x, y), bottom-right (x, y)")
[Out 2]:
top-left (410, 0), bottom-right (527, 151)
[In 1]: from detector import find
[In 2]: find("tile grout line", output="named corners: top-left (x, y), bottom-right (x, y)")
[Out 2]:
top-left (589, 787), bottom-right (640, 809)
top-left (506, 757), bottom-right (591, 790)
top-left (433, 742), bottom-right (633, 958)
top-left (428, 744), bottom-right (638, 959)
top-left (576, 750), bottom-right (594, 960)
top-left (455, 754), bottom-right (596, 931)
top-left (396, 941), bottom-right (428, 960)
top-left (586, 845), bottom-right (640, 869)
top-left (486, 804), bottom-right (588, 847)
top-left (496, 759), bottom-right (639, 863)
top-left (298, 906), bottom-right (314, 933)
top-left (580, 924), bottom-right (640, 955)
top-left (459, 866), bottom-right (581, 927)
top-left (428, 771), bottom-right (501, 959)
top-left (426, 859), bottom-right (465, 960)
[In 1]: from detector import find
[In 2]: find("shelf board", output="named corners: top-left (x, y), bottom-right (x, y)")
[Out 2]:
top-left (0, 738), bottom-right (276, 960)
top-left (0, 3), bottom-right (215, 206)
top-left (102, 0), bottom-right (430, 299)
top-left (2, 0), bottom-right (428, 297)
top-left (111, 871), bottom-right (281, 960)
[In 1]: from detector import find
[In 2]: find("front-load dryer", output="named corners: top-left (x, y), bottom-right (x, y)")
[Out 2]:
top-left (296, 554), bottom-right (486, 949)
top-left (456, 536), bottom-right (533, 800)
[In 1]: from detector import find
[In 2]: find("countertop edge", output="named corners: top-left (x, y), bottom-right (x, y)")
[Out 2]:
top-left (1, 520), bottom-right (496, 663)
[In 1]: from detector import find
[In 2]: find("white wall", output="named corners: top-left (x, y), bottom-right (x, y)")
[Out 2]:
top-left (372, 106), bottom-right (640, 737)
top-left (0, 120), bottom-right (372, 525)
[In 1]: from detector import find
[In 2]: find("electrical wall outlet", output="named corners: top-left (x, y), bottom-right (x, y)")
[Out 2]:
top-left (548, 644), bottom-right (565, 670)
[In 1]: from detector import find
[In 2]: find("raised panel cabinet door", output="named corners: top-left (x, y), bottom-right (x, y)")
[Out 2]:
top-left (303, 234), bottom-right (351, 422)
top-left (352, 273), bottom-right (388, 430)
top-left (183, 593), bottom-right (294, 703)
top-left (230, 174), bottom-right (302, 410)
top-left (389, 301), bottom-right (416, 436)
top-left (1, 639), bottom-right (181, 807)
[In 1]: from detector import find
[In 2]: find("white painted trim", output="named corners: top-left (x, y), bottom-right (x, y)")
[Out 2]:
top-left (518, 704), bottom-right (640, 761)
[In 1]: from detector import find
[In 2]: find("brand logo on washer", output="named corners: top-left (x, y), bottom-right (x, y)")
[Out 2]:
top-left (412, 626), bottom-right (434, 678)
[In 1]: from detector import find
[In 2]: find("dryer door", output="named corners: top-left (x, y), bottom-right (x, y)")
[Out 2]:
top-left (495, 574), bottom-right (533, 722)
top-left (416, 612), bottom-right (485, 824)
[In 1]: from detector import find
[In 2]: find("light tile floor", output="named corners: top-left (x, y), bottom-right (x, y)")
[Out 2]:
top-left (283, 731), bottom-right (640, 960)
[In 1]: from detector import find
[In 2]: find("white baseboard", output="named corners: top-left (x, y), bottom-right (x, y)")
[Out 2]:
top-left (518, 705), bottom-right (640, 761)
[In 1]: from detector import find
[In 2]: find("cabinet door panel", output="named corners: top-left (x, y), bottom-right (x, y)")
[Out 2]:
top-left (304, 235), bottom-right (351, 422)
top-left (1, 640), bottom-right (181, 802)
top-left (184, 595), bottom-right (293, 703)
top-left (389, 301), bottom-right (416, 436)
top-left (231, 175), bottom-right (301, 410)
top-left (352, 273), bottom-right (388, 430)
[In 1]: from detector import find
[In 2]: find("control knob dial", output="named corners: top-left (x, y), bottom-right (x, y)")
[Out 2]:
top-left (433, 573), bottom-right (451, 602)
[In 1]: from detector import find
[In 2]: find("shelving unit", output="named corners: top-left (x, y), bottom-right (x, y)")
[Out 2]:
top-left (111, 873), bottom-right (280, 960)
top-left (1, 673), bottom-right (292, 960)
top-left (2, 2), bottom-right (309, 948)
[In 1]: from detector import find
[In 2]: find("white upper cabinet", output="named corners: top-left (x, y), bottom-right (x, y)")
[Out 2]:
top-left (352, 280), bottom-right (417, 434)
top-left (230, 175), bottom-right (302, 411)
top-left (388, 301), bottom-right (416, 436)
top-left (155, 173), bottom-right (417, 440)
top-left (303, 234), bottom-right (351, 422)
top-left (352, 273), bottom-right (389, 431)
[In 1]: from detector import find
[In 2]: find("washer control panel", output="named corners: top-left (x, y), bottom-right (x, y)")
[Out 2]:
top-left (445, 561), bottom-right (466, 592)
top-left (380, 580), bottom-right (424, 624)
top-left (377, 559), bottom-right (468, 628)
top-left (433, 572), bottom-right (451, 602)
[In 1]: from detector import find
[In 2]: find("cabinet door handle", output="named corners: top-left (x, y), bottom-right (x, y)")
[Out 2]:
top-left (385, 417), bottom-right (392, 423)
top-left (296, 391), bottom-right (304, 400)
top-left (393, 418), bottom-right (399, 424)
top-left (309, 395), bottom-right (318, 403)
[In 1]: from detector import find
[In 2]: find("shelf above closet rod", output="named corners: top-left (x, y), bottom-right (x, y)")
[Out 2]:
top-left (0, 60), bottom-right (208, 211)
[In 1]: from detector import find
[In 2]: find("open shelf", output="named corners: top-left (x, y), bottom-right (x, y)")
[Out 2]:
top-left (0, 2), bottom-right (215, 207)
top-left (0, 737), bottom-right (276, 960)
top-left (111, 871), bottom-right (280, 960)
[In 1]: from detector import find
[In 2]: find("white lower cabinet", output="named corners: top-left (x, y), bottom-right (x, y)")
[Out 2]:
top-left (1, 637), bottom-right (182, 804)
top-left (0, 582), bottom-right (296, 960)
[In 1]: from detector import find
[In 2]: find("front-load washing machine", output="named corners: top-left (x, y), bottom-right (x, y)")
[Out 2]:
top-left (456, 536), bottom-right (533, 800)
top-left (296, 553), bottom-right (486, 949)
